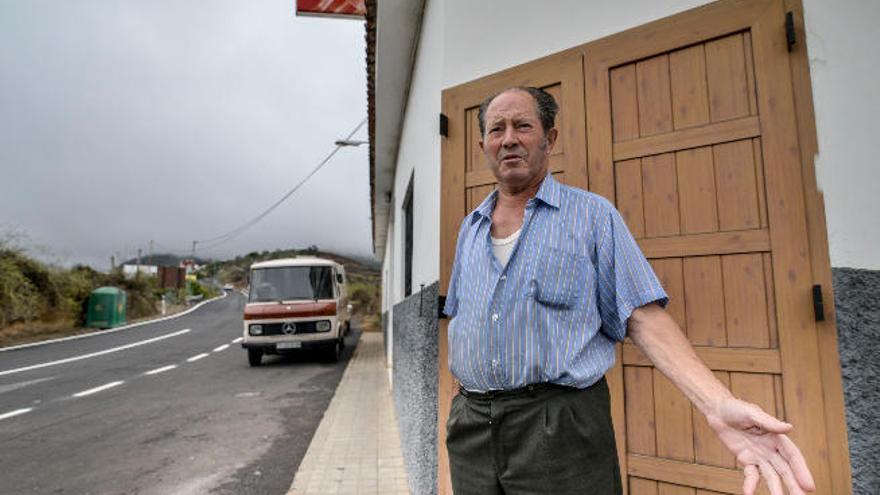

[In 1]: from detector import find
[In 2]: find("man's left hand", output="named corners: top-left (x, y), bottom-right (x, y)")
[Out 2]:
top-left (707, 397), bottom-right (816, 495)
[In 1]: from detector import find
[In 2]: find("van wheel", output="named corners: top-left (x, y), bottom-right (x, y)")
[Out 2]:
top-left (326, 339), bottom-right (341, 362)
top-left (248, 349), bottom-right (263, 367)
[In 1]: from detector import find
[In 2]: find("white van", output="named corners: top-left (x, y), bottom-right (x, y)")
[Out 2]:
top-left (241, 257), bottom-right (352, 366)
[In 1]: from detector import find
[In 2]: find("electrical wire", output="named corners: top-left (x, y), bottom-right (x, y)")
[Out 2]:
top-left (193, 117), bottom-right (367, 252)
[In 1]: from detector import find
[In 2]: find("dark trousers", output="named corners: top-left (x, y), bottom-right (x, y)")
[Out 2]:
top-left (446, 378), bottom-right (622, 495)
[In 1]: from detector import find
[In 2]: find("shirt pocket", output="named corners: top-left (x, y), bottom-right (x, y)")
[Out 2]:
top-left (531, 246), bottom-right (586, 309)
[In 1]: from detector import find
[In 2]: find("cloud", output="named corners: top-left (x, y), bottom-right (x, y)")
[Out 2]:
top-left (0, 0), bottom-right (370, 269)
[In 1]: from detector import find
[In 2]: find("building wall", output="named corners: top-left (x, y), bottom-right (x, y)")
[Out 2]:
top-left (380, 5), bottom-right (444, 493)
top-left (832, 268), bottom-right (880, 494)
top-left (391, 282), bottom-right (439, 495)
top-left (384, 0), bottom-right (880, 294)
top-left (387, 0), bottom-right (444, 296)
top-left (805, 0), bottom-right (880, 270)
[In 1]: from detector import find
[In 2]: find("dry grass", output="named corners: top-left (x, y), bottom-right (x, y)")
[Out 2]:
top-left (359, 314), bottom-right (382, 332)
top-left (0, 319), bottom-right (91, 348)
top-left (0, 303), bottom-right (190, 349)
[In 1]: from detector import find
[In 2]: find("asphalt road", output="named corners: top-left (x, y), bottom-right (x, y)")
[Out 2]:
top-left (0, 291), bottom-right (359, 495)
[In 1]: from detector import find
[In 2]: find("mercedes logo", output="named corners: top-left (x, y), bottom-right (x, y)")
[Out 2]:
top-left (282, 322), bottom-right (296, 335)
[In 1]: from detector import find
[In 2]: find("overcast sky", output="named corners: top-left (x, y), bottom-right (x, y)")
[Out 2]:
top-left (0, 0), bottom-right (370, 269)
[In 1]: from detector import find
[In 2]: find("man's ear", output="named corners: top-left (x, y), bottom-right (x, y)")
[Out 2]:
top-left (478, 138), bottom-right (485, 152)
top-left (545, 128), bottom-right (558, 152)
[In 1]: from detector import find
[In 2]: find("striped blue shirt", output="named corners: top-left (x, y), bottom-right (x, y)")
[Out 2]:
top-left (444, 174), bottom-right (667, 391)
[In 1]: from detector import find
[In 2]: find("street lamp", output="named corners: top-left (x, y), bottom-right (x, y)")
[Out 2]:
top-left (334, 139), bottom-right (369, 147)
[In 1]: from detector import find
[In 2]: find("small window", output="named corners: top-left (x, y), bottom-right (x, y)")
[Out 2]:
top-left (403, 173), bottom-right (414, 297)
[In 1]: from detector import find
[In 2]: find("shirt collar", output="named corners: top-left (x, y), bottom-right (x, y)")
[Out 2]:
top-left (534, 173), bottom-right (561, 209)
top-left (471, 173), bottom-right (561, 224)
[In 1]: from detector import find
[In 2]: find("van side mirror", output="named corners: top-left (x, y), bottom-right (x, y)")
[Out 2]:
top-left (336, 274), bottom-right (343, 284)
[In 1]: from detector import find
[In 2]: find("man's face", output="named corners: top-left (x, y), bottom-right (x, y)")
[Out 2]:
top-left (480, 90), bottom-right (557, 192)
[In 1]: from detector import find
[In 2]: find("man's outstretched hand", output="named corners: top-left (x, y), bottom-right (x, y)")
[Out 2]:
top-left (628, 305), bottom-right (817, 495)
top-left (707, 397), bottom-right (816, 495)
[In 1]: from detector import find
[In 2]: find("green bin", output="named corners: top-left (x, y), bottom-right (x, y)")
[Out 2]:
top-left (86, 287), bottom-right (127, 328)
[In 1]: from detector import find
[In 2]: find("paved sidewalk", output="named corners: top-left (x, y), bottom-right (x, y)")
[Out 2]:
top-left (288, 332), bottom-right (410, 494)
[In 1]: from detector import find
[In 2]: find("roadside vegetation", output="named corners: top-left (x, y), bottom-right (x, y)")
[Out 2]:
top-left (0, 238), bottom-right (214, 347)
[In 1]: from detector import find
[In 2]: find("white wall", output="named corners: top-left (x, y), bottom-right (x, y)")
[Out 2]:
top-left (385, 0), bottom-right (444, 308)
top-left (440, 0), bottom-right (880, 270)
top-left (802, 0), bottom-right (880, 269)
top-left (443, 0), bottom-right (709, 88)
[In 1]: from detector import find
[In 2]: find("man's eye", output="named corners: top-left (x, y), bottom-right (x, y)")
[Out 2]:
top-left (518, 123), bottom-right (532, 129)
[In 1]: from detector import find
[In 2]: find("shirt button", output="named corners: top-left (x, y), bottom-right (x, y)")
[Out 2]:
top-left (492, 313), bottom-right (499, 322)
top-left (492, 359), bottom-right (500, 367)
top-left (500, 275), bottom-right (507, 280)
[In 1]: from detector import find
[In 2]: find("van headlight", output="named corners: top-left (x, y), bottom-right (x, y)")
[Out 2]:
top-left (250, 324), bottom-right (263, 335)
top-left (316, 320), bottom-right (331, 332)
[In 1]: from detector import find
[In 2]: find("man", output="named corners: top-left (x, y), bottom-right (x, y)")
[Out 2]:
top-left (443, 87), bottom-right (815, 495)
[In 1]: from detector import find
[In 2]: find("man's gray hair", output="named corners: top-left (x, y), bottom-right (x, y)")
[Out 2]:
top-left (477, 86), bottom-right (559, 137)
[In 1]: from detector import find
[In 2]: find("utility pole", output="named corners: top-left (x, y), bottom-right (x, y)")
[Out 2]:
top-left (149, 240), bottom-right (154, 265)
top-left (136, 248), bottom-right (142, 279)
top-left (191, 240), bottom-right (197, 260)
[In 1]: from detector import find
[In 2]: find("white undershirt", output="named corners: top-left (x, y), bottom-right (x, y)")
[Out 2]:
top-left (491, 228), bottom-right (521, 268)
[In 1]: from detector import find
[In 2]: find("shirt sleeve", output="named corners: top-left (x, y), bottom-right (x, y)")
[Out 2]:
top-left (443, 218), bottom-right (470, 318)
top-left (594, 201), bottom-right (668, 341)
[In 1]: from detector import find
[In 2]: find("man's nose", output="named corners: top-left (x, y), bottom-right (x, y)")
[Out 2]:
top-left (501, 126), bottom-right (518, 147)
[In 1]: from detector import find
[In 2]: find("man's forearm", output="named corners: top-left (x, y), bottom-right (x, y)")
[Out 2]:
top-left (627, 303), bottom-right (733, 418)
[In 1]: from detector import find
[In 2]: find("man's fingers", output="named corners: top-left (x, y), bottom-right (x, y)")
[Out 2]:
top-left (759, 460), bottom-right (785, 495)
top-left (769, 452), bottom-right (806, 495)
top-left (743, 465), bottom-right (760, 495)
top-left (778, 434), bottom-right (816, 490)
top-left (750, 407), bottom-right (792, 434)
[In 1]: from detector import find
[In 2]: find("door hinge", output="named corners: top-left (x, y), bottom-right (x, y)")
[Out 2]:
top-left (438, 295), bottom-right (448, 319)
top-left (785, 11), bottom-right (796, 52)
top-left (812, 284), bottom-right (825, 322)
top-left (439, 113), bottom-right (449, 137)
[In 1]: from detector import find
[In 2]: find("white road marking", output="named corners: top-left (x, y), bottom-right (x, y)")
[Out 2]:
top-left (0, 329), bottom-right (191, 377)
top-left (213, 344), bottom-right (229, 352)
top-left (0, 408), bottom-right (33, 421)
top-left (144, 365), bottom-right (178, 375)
top-left (73, 381), bottom-right (124, 398)
top-left (0, 376), bottom-right (56, 395)
top-left (187, 353), bottom-right (209, 363)
top-left (232, 337), bottom-right (243, 344)
top-left (0, 292), bottom-right (226, 352)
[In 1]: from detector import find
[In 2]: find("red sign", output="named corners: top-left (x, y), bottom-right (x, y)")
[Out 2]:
top-left (296, 0), bottom-right (366, 18)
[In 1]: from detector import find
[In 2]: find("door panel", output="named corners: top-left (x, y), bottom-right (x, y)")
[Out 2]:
top-left (585, 1), bottom-right (833, 492)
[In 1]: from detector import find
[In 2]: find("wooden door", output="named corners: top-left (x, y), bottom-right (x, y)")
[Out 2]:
top-left (439, 49), bottom-right (587, 494)
top-left (584, 0), bottom-right (838, 493)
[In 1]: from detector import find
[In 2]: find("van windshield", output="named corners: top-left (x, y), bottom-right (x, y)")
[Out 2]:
top-left (248, 266), bottom-right (334, 302)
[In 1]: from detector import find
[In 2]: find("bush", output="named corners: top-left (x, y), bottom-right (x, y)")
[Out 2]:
top-left (59, 267), bottom-right (98, 326)
top-left (0, 246), bottom-right (164, 330)
top-left (349, 281), bottom-right (379, 317)
top-left (0, 252), bottom-right (41, 326)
